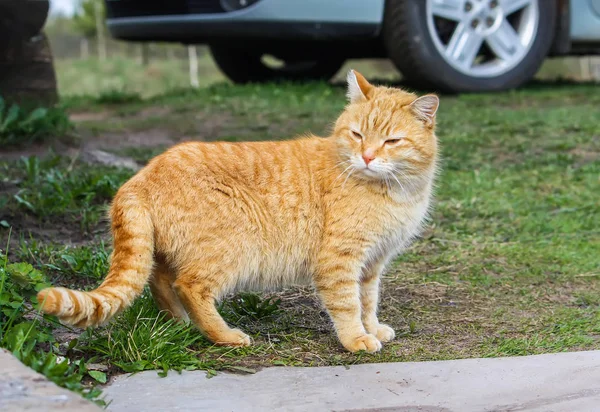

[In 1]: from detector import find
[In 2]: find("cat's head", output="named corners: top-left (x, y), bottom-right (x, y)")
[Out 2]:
top-left (333, 70), bottom-right (439, 184)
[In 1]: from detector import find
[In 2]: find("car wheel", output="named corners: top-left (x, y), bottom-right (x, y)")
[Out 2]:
top-left (383, 0), bottom-right (557, 92)
top-left (209, 45), bottom-right (344, 83)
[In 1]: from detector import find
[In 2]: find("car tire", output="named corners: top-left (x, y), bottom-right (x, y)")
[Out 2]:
top-left (209, 45), bottom-right (344, 83)
top-left (383, 0), bottom-right (557, 92)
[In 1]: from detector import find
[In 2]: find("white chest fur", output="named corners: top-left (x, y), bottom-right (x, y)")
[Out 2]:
top-left (366, 186), bottom-right (432, 268)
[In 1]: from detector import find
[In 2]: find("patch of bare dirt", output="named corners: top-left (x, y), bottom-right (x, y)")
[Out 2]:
top-left (183, 111), bottom-right (237, 141)
top-left (135, 106), bottom-right (171, 120)
top-left (70, 148), bottom-right (141, 171)
top-left (0, 140), bottom-right (74, 161)
top-left (570, 145), bottom-right (600, 167)
top-left (0, 177), bottom-right (109, 260)
top-left (84, 129), bottom-right (175, 151)
top-left (69, 111), bottom-right (111, 122)
top-left (1, 212), bottom-right (106, 252)
top-left (70, 106), bottom-right (171, 124)
top-left (70, 110), bottom-right (241, 154)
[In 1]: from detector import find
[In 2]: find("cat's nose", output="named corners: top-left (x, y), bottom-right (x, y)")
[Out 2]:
top-left (362, 152), bottom-right (376, 166)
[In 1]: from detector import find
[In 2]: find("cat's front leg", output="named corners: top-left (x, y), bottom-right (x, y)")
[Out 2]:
top-left (360, 263), bottom-right (395, 343)
top-left (315, 250), bottom-right (382, 353)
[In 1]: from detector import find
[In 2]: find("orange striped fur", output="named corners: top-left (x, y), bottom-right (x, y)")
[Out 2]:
top-left (37, 71), bottom-right (439, 353)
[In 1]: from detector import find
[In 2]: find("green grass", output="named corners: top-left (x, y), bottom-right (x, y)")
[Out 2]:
top-left (0, 237), bottom-right (105, 405)
top-left (94, 89), bottom-right (143, 105)
top-left (1, 156), bottom-right (133, 232)
top-left (82, 294), bottom-right (207, 375)
top-left (16, 239), bottom-right (110, 286)
top-left (1, 65), bottom-right (599, 392)
top-left (0, 97), bottom-right (73, 147)
top-left (52, 54), bottom-right (587, 99)
top-left (55, 56), bottom-right (225, 98)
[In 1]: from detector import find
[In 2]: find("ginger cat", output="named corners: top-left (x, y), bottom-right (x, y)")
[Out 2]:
top-left (38, 71), bottom-right (439, 353)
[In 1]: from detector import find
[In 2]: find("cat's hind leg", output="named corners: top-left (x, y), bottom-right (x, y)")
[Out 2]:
top-left (173, 266), bottom-right (251, 347)
top-left (149, 257), bottom-right (189, 322)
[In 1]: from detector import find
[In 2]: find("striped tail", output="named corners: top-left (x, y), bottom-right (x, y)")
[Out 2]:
top-left (37, 192), bottom-right (154, 328)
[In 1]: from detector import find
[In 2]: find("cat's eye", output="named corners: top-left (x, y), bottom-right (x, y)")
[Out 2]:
top-left (350, 130), bottom-right (363, 140)
top-left (385, 138), bottom-right (402, 145)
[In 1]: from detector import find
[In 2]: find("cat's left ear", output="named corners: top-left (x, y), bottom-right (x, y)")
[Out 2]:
top-left (410, 94), bottom-right (439, 126)
top-left (347, 70), bottom-right (373, 103)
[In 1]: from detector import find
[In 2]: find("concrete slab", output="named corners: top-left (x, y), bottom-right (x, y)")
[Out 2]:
top-left (0, 349), bottom-right (100, 412)
top-left (104, 350), bottom-right (600, 412)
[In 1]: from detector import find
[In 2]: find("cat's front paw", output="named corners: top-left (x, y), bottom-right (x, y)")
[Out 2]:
top-left (342, 334), bottom-right (382, 353)
top-left (215, 329), bottom-right (252, 347)
top-left (372, 323), bottom-right (395, 343)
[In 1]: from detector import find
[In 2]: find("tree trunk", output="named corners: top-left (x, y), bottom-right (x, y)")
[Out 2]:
top-left (0, 0), bottom-right (57, 106)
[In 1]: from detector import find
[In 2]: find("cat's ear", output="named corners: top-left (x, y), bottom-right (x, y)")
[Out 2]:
top-left (410, 94), bottom-right (439, 125)
top-left (346, 70), bottom-right (372, 103)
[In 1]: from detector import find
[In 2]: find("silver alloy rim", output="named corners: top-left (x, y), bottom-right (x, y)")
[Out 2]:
top-left (426, 0), bottom-right (539, 77)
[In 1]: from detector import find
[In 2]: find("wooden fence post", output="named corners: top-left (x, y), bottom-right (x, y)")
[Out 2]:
top-left (188, 45), bottom-right (199, 88)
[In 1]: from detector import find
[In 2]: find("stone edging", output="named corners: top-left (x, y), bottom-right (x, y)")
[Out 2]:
top-left (0, 349), bottom-right (100, 411)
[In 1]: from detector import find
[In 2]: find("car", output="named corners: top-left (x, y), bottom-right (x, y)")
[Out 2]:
top-left (105, 0), bottom-right (600, 92)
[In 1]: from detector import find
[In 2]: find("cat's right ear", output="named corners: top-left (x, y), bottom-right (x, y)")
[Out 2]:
top-left (347, 70), bottom-right (372, 103)
top-left (410, 94), bottom-right (439, 126)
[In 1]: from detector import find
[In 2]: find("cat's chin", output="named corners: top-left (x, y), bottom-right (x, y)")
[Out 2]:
top-left (361, 168), bottom-right (379, 177)
top-left (359, 168), bottom-right (386, 181)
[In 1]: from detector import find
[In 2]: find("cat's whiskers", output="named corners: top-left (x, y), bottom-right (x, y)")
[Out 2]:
top-left (394, 161), bottom-right (420, 173)
top-left (385, 164), bottom-right (415, 194)
top-left (389, 163), bottom-right (414, 177)
top-left (389, 165), bottom-right (429, 199)
top-left (333, 163), bottom-right (355, 186)
top-left (383, 175), bottom-right (393, 193)
top-left (389, 172), bottom-right (407, 193)
top-left (341, 168), bottom-right (356, 192)
top-left (328, 159), bottom-right (352, 173)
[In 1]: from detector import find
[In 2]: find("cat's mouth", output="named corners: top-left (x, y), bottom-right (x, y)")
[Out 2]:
top-left (349, 156), bottom-right (392, 180)
top-left (361, 167), bottom-right (379, 177)
top-left (357, 166), bottom-right (387, 181)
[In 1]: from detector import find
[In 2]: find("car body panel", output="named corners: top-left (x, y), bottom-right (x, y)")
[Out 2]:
top-left (571, 0), bottom-right (600, 41)
top-left (106, 0), bottom-right (384, 23)
top-left (106, 0), bottom-right (385, 41)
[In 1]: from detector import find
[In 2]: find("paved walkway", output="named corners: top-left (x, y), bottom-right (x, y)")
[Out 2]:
top-left (0, 349), bottom-right (100, 412)
top-left (104, 350), bottom-right (600, 411)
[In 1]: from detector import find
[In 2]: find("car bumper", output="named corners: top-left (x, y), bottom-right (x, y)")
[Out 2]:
top-left (105, 0), bottom-right (383, 42)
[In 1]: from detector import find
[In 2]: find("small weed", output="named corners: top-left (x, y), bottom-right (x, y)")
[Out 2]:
top-left (225, 292), bottom-right (282, 321)
top-left (0, 97), bottom-right (73, 146)
top-left (0, 260), bottom-right (51, 333)
top-left (95, 89), bottom-right (142, 105)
